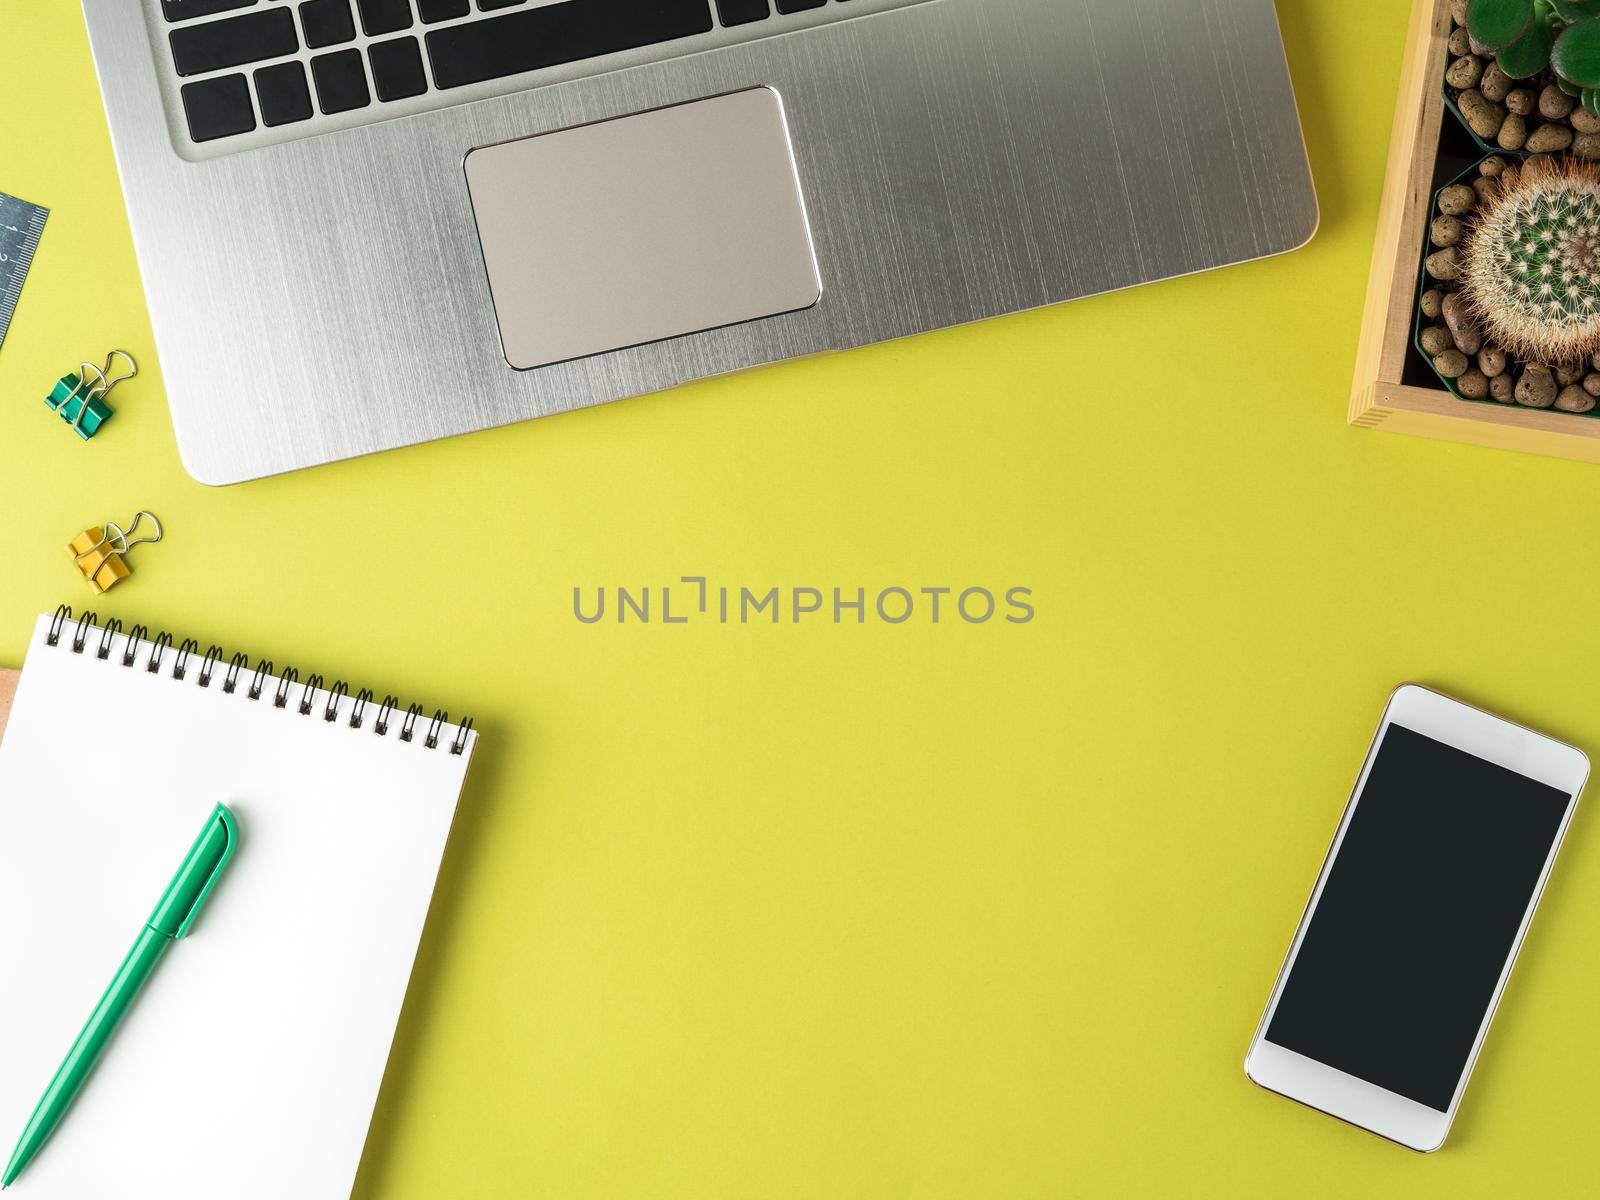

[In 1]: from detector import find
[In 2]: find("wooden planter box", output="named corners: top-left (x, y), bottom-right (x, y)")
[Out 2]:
top-left (1351, 0), bottom-right (1600, 463)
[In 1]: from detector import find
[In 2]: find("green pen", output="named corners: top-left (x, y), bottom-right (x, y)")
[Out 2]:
top-left (1, 803), bottom-right (238, 1190)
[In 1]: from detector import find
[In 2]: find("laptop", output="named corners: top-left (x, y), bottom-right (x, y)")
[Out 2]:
top-left (83, 1), bottom-right (1316, 485)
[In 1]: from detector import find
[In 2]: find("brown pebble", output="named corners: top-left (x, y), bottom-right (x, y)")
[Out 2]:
top-left (1472, 175), bottom-right (1498, 203)
top-left (1526, 153), bottom-right (1555, 170)
top-left (1457, 368), bottom-right (1490, 399)
top-left (1592, 351), bottom-right (1600, 372)
top-left (1527, 123), bottom-right (1574, 153)
top-left (1481, 62), bottom-right (1513, 103)
top-left (1420, 325), bottom-right (1454, 356)
top-left (1505, 87), bottom-right (1535, 115)
top-left (1450, 0), bottom-right (1468, 21)
top-left (1498, 113), bottom-right (1528, 150)
top-left (1438, 184), bottom-right (1477, 216)
top-left (1585, 373), bottom-right (1600, 396)
top-left (1431, 214), bottom-right (1464, 246)
top-left (1479, 347), bottom-right (1507, 377)
top-left (1490, 371), bottom-right (1516, 402)
top-left (1442, 292), bottom-right (1482, 354)
top-left (1426, 247), bottom-right (1460, 281)
top-left (1516, 365), bottom-right (1559, 407)
top-left (1435, 349), bottom-right (1469, 378)
top-left (1575, 133), bottom-right (1600, 160)
top-left (1449, 28), bottom-right (1473, 57)
top-left (1479, 155), bottom-right (1508, 177)
top-left (1451, 57), bottom-right (1487, 91)
top-left (1540, 84), bottom-right (1575, 120)
top-left (1421, 289), bottom-right (1444, 319)
top-left (1556, 362), bottom-right (1585, 386)
top-left (1557, 385), bottom-right (1596, 413)
top-left (1459, 89), bottom-right (1506, 141)
top-left (1573, 106), bottom-right (1600, 134)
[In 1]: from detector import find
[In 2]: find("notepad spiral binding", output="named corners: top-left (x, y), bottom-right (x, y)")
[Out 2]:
top-left (47, 605), bottom-right (474, 754)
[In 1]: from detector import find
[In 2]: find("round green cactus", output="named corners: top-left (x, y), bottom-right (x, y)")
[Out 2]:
top-left (1499, 15), bottom-right (1556, 76)
top-left (1461, 158), bottom-right (1600, 363)
top-left (1467, 0), bottom-right (1600, 111)
top-left (1552, 0), bottom-right (1600, 23)
top-left (1554, 13), bottom-right (1600, 84)
top-left (1469, 0), bottom-right (1536, 50)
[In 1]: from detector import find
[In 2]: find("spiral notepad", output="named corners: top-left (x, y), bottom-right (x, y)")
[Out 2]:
top-left (0, 609), bottom-right (478, 1200)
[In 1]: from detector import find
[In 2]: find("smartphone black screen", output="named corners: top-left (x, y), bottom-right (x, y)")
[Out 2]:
top-left (1265, 723), bottom-right (1572, 1112)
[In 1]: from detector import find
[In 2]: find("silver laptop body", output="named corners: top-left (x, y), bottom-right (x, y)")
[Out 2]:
top-left (84, 0), bottom-right (1316, 484)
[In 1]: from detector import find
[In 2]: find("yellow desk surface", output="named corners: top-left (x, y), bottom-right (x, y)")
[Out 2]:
top-left (5, 3), bottom-right (1600, 1196)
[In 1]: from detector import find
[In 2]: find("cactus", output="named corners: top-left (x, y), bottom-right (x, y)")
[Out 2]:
top-left (1460, 157), bottom-right (1600, 363)
top-left (1468, 0), bottom-right (1600, 114)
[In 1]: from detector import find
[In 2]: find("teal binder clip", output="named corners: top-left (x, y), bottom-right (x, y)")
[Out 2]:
top-left (44, 350), bottom-right (137, 440)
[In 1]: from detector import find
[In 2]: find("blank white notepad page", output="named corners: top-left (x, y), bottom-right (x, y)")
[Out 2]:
top-left (0, 614), bottom-right (475, 1199)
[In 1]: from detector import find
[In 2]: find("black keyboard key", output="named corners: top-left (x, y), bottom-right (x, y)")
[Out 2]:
top-left (419, 0), bottom-right (470, 20)
top-left (478, 0), bottom-right (525, 9)
top-left (162, 0), bottom-right (255, 21)
top-left (775, 0), bottom-right (825, 10)
top-left (716, 0), bottom-right (769, 24)
top-left (356, 0), bottom-right (413, 35)
top-left (300, 0), bottom-right (356, 48)
top-left (427, 0), bottom-right (713, 90)
top-left (369, 37), bottom-right (428, 101)
top-left (181, 73), bottom-right (255, 142)
top-left (255, 61), bottom-right (314, 125)
top-left (311, 48), bottom-right (372, 113)
top-left (170, 8), bottom-right (297, 77)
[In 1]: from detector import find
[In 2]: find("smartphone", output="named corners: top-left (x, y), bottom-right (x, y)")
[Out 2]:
top-left (1244, 684), bottom-right (1588, 1151)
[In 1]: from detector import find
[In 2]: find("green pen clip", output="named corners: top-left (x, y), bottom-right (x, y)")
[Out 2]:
top-left (43, 351), bottom-right (137, 441)
top-left (150, 803), bottom-right (238, 938)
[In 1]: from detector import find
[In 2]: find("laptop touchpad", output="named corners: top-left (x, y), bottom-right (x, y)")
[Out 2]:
top-left (465, 87), bottom-right (822, 371)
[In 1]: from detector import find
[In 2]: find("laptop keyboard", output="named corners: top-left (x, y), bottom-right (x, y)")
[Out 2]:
top-left (159, 0), bottom-right (924, 154)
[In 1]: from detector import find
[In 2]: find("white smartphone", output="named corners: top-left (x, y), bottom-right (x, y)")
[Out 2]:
top-left (1245, 684), bottom-right (1589, 1151)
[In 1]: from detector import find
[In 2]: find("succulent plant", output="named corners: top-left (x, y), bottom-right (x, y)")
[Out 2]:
top-left (1460, 157), bottom-right (1600, 362)
top-left (1468, 0), bottom-right (1600, 114)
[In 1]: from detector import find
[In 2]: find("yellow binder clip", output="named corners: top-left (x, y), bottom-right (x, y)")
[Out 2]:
top-left (67, 510), bottom-right (163, 595)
